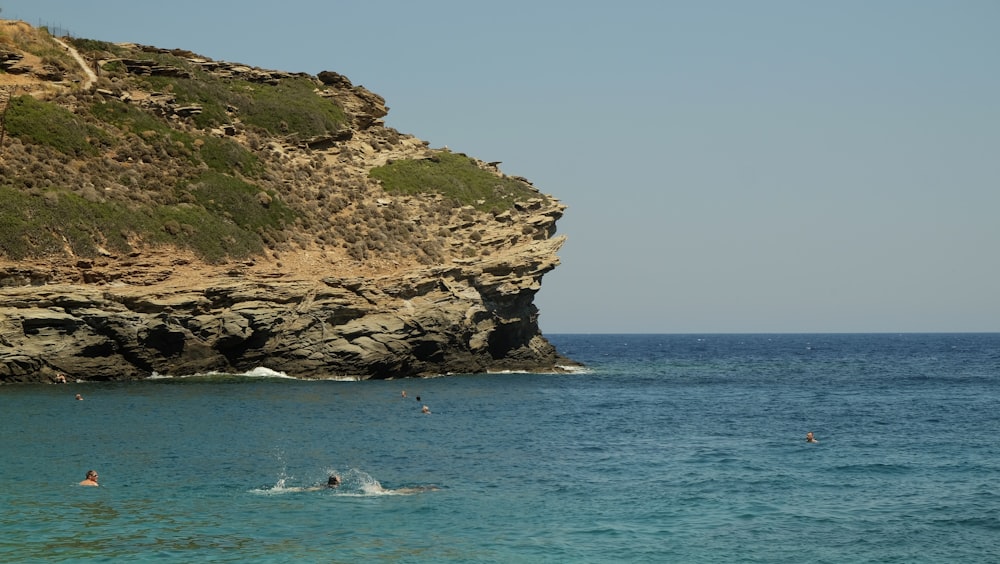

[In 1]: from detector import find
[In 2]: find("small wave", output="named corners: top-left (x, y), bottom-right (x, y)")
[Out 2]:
top-left (310, 374), bottom-right (365, 382)
top-left (243, 367), bottom-right (292, 379)
top-left (483, 365), bottom-right (593, 375)
top-left (147, 367), bottom-right (294, 381)
top-left (557, 364), bottom-right (593, 374)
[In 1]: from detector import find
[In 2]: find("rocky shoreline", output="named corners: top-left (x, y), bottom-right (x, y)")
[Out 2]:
top-left (0, 236), bottom-right (575, 383)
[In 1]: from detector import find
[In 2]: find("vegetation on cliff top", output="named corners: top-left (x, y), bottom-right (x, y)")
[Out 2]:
top-left (4, 95), bottom-right (107, 156)
top-left (1, 92), bottom-right (292, 262)
top-left (370, 152), bottom-right (539, 212)
top-left (0, 22), bottom-right (550, 267)
top-left (0, 171), bottom-right (293, 262)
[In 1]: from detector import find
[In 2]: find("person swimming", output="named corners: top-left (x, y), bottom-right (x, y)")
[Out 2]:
top-left (289, 474), bottom-right (342, 492)
top-left (805, 432), bottom-right (818, 443)
top-left (279, 472), bottom-right (437, 495)
top-left (79, 470), bottom-right (99, 486)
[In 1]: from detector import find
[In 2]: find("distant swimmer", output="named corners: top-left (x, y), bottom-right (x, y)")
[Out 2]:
top-left (806, 432), bottom-right (818, 443)
top-left (421, 405), bottom-right (431, 414)
top-left (317, 469), bottom-right (439, 495)
top-left (401, 390), bottom-right (407, 398)
top-left (75, 394), bottom-right (83, 401)
top-left (79, 470), bottom-right (99, 486)
top-left (296, 474), bottom-right (342, 492)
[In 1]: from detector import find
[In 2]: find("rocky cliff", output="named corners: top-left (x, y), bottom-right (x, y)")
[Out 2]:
top-left (0, 21), bottom-right (574, 382)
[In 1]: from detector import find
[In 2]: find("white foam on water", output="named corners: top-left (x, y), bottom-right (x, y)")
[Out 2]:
top-left (145, 367), bottom-right (294, 380)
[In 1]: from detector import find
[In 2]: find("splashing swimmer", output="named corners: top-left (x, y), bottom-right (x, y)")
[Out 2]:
top-left (319, 473), bottom-right (438, 494)
top-left (271, 470), bottom-right (439, 495)
top-left (295, 474), bottom-right (341, 492)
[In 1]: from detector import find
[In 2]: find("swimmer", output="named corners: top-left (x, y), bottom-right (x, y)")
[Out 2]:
top-left (421, 405), bottom-right (431, 414)
top-left (805, 432), bottom-right (818, 443)
top-left (79, 470), bottom-right (99, 486)
top-left (401, 390), bottom-right (407, 398)
top-left (75, 394), bottom-right (83, 401)
top-left (328, 470), bottom-right (438, 495)
top-left (296, 474), bottom-right (342, 492)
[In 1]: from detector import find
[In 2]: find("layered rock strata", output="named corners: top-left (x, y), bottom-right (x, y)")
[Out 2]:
top-left (0, 236), bottom-right (568, 382)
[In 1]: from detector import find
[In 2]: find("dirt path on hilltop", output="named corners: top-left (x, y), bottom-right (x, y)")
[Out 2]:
top-left (0, 20), bottom-right (96, 92)
top-left (52, 36), bottom-right (97, 89)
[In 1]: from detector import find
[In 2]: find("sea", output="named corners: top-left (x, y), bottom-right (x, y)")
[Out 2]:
top-left (1, 333), bottom-right (998, 563)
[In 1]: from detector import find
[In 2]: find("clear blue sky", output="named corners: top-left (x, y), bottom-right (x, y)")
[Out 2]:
top-left (6, 1), bottom-right (999, 333)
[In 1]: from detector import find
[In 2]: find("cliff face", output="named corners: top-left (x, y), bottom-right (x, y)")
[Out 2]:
top-left (0, 236), bottom-right (567, 381)
top-left (0, 22), bottom-right (574, 382)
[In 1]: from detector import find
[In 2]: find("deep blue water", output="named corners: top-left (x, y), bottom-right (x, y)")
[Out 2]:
top-left (2, 333), bottom-right (998, 563)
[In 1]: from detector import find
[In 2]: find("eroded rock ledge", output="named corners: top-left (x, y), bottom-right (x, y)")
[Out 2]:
top-left (0, 236), bottom-right (573, 382)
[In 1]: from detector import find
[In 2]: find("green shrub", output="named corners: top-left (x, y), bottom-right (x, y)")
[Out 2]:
top-left (5, 96), bottom-right (107, 156)
top-left (148, 171), bottom-right (297, 261)
top-left (197, 136), bottom-right (262, 175)
top-left (68, 37), bottom-right (125, 57)
top-left (148, 204), bottom-right (260, 263)
top-left (141, 73), bottom-right (347, 138)
top-left (369, 151), bottom-right (541, 212)
top-left (142, 73), bottom-right (234, 129)
top-left (0, 187), bottom-right (145, 259)
top-left (240, 77), bottom-right (347, 138)
top-left (90, 98), bottom-right (172, 134)
top-left (188, 171), bottom-right (295, 233)
top-left (90, 100), bottom-right (260, 175)
top-left (101, 60), bottom-right (125, 74)
top-left (0, 172), bottom-right (296, 262)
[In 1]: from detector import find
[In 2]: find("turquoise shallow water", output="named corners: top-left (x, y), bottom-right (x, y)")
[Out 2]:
top-left (2, 333), bottom-right (998, 562)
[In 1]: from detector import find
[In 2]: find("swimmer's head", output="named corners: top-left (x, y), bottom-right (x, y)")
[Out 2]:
top-left (327, 475), bottom-right (341, 488)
